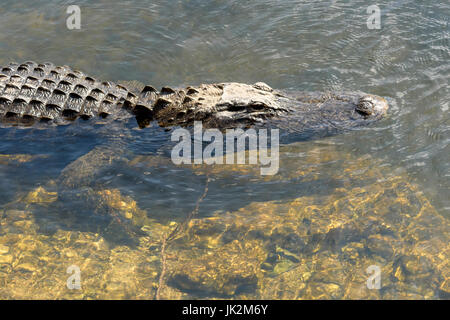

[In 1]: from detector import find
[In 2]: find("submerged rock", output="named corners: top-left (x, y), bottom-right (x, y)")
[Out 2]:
top-left (0, 154), bottom-right (47, 165)
top-left (24, 186), bottom-right (57, 204)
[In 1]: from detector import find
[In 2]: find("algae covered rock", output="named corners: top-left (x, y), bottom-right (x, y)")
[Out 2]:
top-left (167, 239), bottom-right (266, 297)
top-left (24, 186), bottom-right (58, 204)
top-left (0, 153), bottom-right (48, 165)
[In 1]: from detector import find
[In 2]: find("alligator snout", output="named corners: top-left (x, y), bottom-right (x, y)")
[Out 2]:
top-left (356, 95), bottom-right (389, 117)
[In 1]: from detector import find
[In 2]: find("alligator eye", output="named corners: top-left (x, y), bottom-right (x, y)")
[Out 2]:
top-left (356, 98), bottom-right (374, 116)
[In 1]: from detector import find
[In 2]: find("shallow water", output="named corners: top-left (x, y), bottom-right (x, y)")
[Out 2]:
top-left (0, 1), bottom-right (448, 299)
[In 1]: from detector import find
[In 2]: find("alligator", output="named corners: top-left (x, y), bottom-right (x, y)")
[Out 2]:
top-left (0, 61), bottom-right (392, 247)
top-left (0, 61), bottom-right (389, 131)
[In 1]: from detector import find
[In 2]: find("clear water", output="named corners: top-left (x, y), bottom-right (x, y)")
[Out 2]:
top-left (0, 0), bottom-right (448, 299)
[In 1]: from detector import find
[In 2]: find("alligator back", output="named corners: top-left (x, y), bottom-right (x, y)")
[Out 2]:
top-left (0, 61), bottom-right (150, 126)
top-left (0, 61), bottom-right (388, 131)
top-left (0, 61), bottom-right (290, 129)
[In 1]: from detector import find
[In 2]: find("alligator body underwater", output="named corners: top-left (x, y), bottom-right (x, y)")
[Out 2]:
top-left (0, 61), bottom-right (389, 132)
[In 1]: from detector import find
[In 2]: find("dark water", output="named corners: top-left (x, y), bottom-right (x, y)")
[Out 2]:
top-left (0, 1), bottom-right (448, 299)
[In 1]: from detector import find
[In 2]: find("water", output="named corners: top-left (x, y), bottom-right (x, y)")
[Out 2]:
top-left (0, 1), bottom-right (448, 299)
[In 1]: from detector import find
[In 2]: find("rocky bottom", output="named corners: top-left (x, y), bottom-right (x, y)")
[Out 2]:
top-left (0, 146), bottom-right (449, 299)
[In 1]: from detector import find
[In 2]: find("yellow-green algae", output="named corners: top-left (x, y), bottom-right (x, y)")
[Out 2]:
top-left (24, 186), bottom-right (58, 204)
top-left (0, 154), bottom-right (48, 166)
top-left (0, 144), bottom-right (449, 299)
